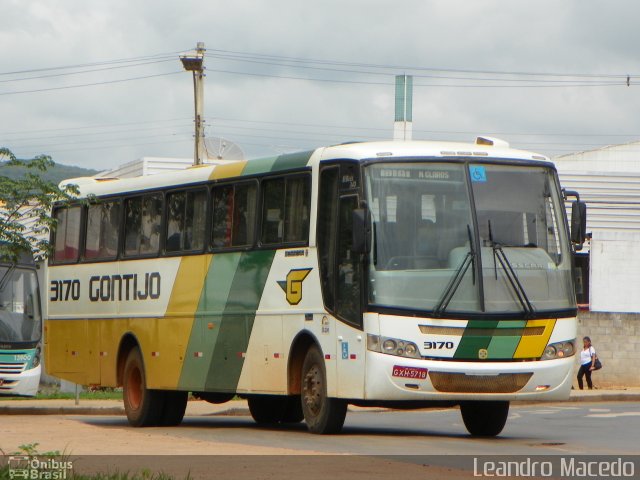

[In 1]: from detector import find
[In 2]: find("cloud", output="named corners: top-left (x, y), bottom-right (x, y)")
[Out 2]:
top-left (2, 0), bottom-right (640, 170)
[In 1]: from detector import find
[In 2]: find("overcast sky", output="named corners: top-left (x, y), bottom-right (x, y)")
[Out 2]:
top-left (2, 0), bottom-right (640, 173)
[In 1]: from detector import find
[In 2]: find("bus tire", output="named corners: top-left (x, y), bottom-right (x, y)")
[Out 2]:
top-left (460, 401), bottom-right (510, 437)
top-left (301, 345), bottom-right (347, 434)
top-left (159, 390), bottom-right (188, 426)
top-left (122, 347), bottom-right (164, 427)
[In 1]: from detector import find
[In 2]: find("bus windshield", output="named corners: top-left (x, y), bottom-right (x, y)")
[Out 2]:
top-left (364, 161), bottom-right (575, 317)
top-left (0, 266), bottom-right (42, 344)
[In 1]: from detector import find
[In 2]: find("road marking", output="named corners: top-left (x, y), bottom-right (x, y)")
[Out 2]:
top-left (588, 408), bottom-right (610, 412)
top-left (587, 412), bottom-right (640, 418)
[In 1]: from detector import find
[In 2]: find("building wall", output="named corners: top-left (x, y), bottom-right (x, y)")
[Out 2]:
top-left (576, 311), bottom-right (639, 388)
top-left (590, 231), bottom-right (640, 313)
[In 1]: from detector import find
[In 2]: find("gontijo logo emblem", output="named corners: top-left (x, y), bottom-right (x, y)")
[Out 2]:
top-left (278, 268), bottom-right (312, 305)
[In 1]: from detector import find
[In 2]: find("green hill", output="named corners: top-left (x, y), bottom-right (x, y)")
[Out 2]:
top-left (0, 161), bottom-right (99, 185)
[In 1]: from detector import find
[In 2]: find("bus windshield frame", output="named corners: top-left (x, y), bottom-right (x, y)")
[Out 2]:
top-left (0, 265), bottom-right (42, 346)
top-left (363, 159), bottom-right (576, 320)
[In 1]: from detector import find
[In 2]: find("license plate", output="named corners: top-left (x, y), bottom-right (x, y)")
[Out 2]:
top-left (392, 365), bottom-right (428, 380)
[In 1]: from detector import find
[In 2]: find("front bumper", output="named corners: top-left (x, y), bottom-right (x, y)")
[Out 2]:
top-left (0, 364), bottom-right (41, 397)
top-left (364, 350), bottom-right (573, 402)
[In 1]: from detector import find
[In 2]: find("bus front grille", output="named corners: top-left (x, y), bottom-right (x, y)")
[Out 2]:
top-left (429, 371), bottom-right (533, 393)
top-left (0, 362), bottom-right (26, 375)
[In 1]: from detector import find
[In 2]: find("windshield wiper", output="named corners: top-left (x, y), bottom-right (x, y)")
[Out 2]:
top-left (433, 225), bottom-right (476, 317)
top-left (488, 220), bottom-right (534, 317)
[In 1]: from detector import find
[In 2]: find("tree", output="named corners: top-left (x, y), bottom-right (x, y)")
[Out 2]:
top-left (0, 147), bottom-right (78, 262)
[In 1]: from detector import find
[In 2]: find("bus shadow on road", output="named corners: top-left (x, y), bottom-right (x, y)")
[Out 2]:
top-left (73, 415), bottom-right (521, 442)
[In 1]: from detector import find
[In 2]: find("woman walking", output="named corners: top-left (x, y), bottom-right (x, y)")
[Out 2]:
top-left (577, 336), bottom-right (596, 390)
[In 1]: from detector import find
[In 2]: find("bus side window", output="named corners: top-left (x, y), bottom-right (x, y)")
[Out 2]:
top-left (212, 183), bottom-right (256, 249)
top-left (261, 175), bottom-right (310, 246)
top-left (212, 185), bottom-right (233, 248)
top-left (284, 176), bottom-right (310, 243)
top-left (261, 178), bottom-right (285, 245)
top-left (85, 201), bottom-right (120, 260)
top-left (166, 189), bottom-right (207, 252)
top-left (232, 183), bottom-right (257, 247)
top-left (52, 206), bottom-right (82, 263)
top-left (124, 194), bottom-right (162, 257)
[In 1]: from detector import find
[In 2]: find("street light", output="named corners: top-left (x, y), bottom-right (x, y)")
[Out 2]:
top-left (180, 42), bottom-right (206, 165)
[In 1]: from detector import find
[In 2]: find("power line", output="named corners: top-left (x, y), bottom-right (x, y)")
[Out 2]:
top-left (205, 48), bottom-right (635, 80)
top-left (206, 52), bottom-right (628, 86)
top-left (0, 52), bottom-right (181, 76)
top-left (204, 67), bottom-right (626, 88)
top-left (207, 116), bottom-right (640, 139)
top-left (0, 71), bottom-right (182, 96)
top-left (0, 59), bottom-right (176, 84)
top-left (0, 117), bottom-right (192, 136)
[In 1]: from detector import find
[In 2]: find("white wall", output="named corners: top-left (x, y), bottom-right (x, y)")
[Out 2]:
top-left (590, 230), bottom-right (640, 313)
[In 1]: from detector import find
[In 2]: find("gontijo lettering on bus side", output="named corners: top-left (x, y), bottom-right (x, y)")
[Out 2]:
top-left (50, 273), bottom-right (161, 302)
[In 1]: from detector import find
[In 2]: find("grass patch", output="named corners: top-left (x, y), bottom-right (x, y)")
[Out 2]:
top-left (1, 385), bottom-right (123, 401)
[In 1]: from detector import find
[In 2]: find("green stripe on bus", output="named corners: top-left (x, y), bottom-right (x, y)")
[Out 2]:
top-left (453, 320), bottom-right (499, 359)
top-left (178, 254), bottom-right (242, 390)
top-left (242, 156), bottom-right (278, 176)
top-left (271, 150), bottom-right (314, 171)
top-left (204, 250), bottom-right (276, 392)
top-left (487, 320), bottom-right (527, 359)
top-left (241, 151), bottom-right (314, 177)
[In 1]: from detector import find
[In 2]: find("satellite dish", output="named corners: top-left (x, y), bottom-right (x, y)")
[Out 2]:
top-left (204, 137), bottom-right (245, 161)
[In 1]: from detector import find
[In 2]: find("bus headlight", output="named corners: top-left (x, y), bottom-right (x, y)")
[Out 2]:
top-left (367, 334), bottom-right (421, 359)
top-left (541, 340), bottom-right (575, 360)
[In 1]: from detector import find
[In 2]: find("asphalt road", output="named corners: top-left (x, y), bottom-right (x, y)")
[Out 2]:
top-left (3, 402), bottom-right (639, 478)
top-left (52, 401), bottom-right (640, 454)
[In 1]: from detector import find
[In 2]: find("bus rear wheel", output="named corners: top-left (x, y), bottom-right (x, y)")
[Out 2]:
top-left (159, 390), bottom-right (188, 426)
top-left (460, 401), bottom-right (510, 437)
top-left (301, 345), bottom-right (347, 434)
top-left (122, 347), bottom-right (165, 427)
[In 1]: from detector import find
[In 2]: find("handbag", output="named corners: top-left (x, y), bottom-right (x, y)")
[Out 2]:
top-left (593, 356), bottom-right (602, 370)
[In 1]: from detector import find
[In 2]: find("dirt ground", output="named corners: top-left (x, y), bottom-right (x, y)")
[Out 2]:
top-left (0, 414), bottom-right (476, 479)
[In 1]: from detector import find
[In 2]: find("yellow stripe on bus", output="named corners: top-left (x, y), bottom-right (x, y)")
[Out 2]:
top-left (513, 319), bottom-right (556, 359)
top-left (208, 161), bottom-right (247, 180)
top-left (143, 255), bottom-right (213, 389)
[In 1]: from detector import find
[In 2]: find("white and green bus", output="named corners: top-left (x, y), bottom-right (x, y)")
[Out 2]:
top-left (0, 249), bottom-right (43, 397)
top-left (46, 138), bottom-right (585, 436)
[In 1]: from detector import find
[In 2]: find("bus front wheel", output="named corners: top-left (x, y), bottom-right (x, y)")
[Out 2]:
top-left (301, 345), bottom-right (347, 434)
top-left (460, 401), bottom-right (510, 437)
top-left (122, 347), bottom-right (165, 427)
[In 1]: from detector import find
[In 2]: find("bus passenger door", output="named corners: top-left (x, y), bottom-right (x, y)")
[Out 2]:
top-left (318, 164), bottom-right (365, 399)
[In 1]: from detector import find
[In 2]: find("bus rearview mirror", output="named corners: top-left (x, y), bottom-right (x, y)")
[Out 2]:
top-left (570, 200), bottom-right (587, 247)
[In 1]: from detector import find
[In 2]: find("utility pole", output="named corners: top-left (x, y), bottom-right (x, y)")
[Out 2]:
top-left (180, 42), bottom-right (206, 165)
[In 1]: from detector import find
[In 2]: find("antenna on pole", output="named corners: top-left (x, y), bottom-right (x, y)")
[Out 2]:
top-left (180, 42), bottom-right (206, 165)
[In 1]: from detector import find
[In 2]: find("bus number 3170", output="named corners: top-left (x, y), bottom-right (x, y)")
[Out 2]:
top-left (424, 341), bottom-right (454, 349)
